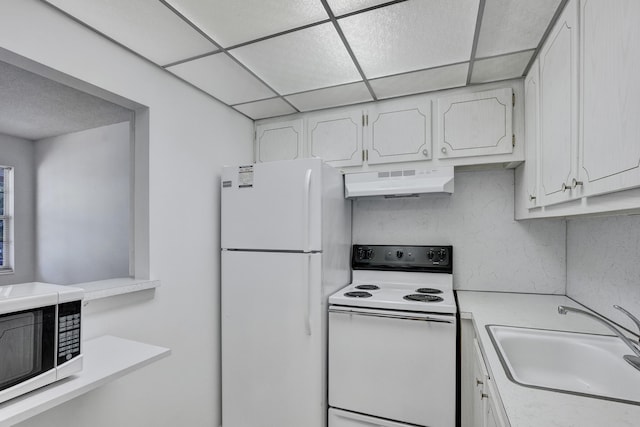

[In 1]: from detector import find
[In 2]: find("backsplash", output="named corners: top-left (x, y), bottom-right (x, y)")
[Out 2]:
top-left (567, 215), bottom-right (640, 333)
top-left (352, 169), bottom-right (566, 293)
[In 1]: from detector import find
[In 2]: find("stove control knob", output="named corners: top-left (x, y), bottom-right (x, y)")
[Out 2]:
top-left (396, 250), bottom-right (404, 259)
top-left (427, 250), bottom-right (435, 260)
top-left (365, 249), bottom-right (374, 259)
top-left (439, 249), bottom-right (447, 260)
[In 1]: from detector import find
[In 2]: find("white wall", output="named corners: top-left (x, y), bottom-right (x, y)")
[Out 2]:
top-left (35, 122), bottom-right (130, 284)
top-left (566, 214), bottom-right (640, 333)
top-left (0, 133), bottom-right (35, 285)
top-left (0, 1), bottom-right (254, 426)
top-left (353, 169), bottom-right (567, 293)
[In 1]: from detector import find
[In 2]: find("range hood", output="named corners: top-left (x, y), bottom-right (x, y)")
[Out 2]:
top-left (344, 166), bottom-right (454, 198)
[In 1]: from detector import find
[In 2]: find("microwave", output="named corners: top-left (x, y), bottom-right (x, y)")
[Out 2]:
top-left (0, 282), bottom-right (83, 404)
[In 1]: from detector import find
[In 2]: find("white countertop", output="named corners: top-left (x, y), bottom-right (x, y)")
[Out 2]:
top-left (457, 291), bottom-right (640, 427)
top-left (0, 335), bottom-right (170, 426)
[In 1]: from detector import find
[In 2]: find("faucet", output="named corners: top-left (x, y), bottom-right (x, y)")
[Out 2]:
top-left (558, 305), bottom-right (640, 372)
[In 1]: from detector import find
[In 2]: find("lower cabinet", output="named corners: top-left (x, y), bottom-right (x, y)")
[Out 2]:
top-left (461, 319), bottom-right (509, 427)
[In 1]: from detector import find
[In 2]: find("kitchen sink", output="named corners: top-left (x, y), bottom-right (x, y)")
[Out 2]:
top-left (487, 325), bottom-right (640, 404)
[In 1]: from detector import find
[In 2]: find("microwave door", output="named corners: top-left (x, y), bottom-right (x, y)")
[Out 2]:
top-left (0, 307), bottom-right (55, 394)
top-left (0, 312), bottom-right (39, 387)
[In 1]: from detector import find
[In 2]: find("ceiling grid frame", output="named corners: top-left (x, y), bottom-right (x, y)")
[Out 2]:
top-left (33, 0), bottom-right (570, 121)
top-left (158, 0), bottom-right (301, 115)
top-left (320, 0), bottom-right (378, 101)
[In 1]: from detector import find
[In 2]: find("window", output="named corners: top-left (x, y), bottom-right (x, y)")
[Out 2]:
top-left (0, 166), bottom-right (12, 272)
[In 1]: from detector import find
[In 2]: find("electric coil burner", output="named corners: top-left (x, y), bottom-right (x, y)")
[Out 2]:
top-left (328, 245), bottom-right (456, 427)
top-left (403, 294), bottom-right (444, 303)
top-left (355, 284), bottom-right (380, 290)
top-left (416, 287), bottom-right (442, 294)
top-left (344, 291), bottom-right (372, 298)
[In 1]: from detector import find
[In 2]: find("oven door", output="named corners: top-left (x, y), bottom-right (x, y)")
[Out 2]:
top-left (0, 306), bottom-right (56, 403)
top-left (329, 306), bottom-right (456, 427)
top-left (329, 408), bottom-right (411, 427)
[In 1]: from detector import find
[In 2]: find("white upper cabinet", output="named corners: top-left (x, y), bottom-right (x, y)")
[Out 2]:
top-left (255, 119), bottom-right (303, 163)
top-left (254, 82), bottom-right (523, 170)
top-left (524, 59), bottom-right (540, 208)
top-left (579, 0), bottom-right (640, 197)
top-left (538, 0), bottom-right (578, 206)
top-left (307, 110), bottom-right (363, 167)
top-left (436, 88), bottom-right (513, 159)
top-left (365, 97), bottom-right (432, 165)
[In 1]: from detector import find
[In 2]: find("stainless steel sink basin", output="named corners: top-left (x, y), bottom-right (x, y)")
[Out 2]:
top-left (487, 325), bottom-right (640, 404)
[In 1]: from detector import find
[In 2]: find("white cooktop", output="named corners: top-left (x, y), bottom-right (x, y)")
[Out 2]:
top-left (329, 270), bottom-right (456, 314)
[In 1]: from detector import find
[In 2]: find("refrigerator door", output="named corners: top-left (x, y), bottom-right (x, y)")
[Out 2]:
top-left (221, 159), bottom-right (323, 252)
top-left (329, 408), bottom-right (410, 427)
top-left (221, 250), bottom-right (324, 427)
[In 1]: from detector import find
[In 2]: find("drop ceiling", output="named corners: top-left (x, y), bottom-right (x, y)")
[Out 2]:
top-left (42, 0), bottom-right (565, 120)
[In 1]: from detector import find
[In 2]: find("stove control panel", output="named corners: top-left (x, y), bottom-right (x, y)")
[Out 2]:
top-left (352, 245), bottom-right (452, 273)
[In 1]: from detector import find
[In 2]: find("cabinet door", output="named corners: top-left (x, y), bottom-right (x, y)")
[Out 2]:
top-left (524, 60), bottom-right (540, 208)
top-left (365, 98), bottom-right (432, 165)
top-left (580, 0), bottom-right (640, 197)
top-left (255, 119), bottom-right (303, 163)
top-left (472, 339), bottom-right (489, 427)
top-left (437, 88), bottom-right (513, 159)
top-left (307, 109), bottom-right (363, 167)
top-left (538, 0), bottom-right (578, 205)
top-left (486, 378), bottom-right (510, 427)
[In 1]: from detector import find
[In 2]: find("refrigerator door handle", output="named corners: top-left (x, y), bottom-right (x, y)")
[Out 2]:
top-left (304, 254), bottom-right (312, 336)
top-left (303, 169), bottom-right (312, 253)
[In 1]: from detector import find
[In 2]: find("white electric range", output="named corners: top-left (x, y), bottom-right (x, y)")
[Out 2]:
top-left (328, 245), bottom-right (457, 427)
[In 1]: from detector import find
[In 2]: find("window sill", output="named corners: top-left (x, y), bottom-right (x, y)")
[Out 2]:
top-left (0, 269), bottom-right (14, 276)
top-left (73, 277), bottom-right (160, 301)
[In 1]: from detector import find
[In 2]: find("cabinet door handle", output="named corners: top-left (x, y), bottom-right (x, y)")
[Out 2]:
top-left (481, 393), bottom-right (489, 400)
top-left (422, 149), bottom-right (429, 157)
top-left (529, 194), bottom-right (536, 202)
top-left (561, 182), bottom-right (569, 192)
top-left (476, 378), bottom-right (484, 386)
top-left (572, 178), bottom-right (583, 189)
top-left (441, 147), bottom-right (447, 154)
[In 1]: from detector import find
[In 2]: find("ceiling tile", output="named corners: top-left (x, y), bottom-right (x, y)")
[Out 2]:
top-left (233, 98), bottom-right (297, 120)
top-left (167, 54), bottom-right (275, 105)
top-left (326, 0), bottom-right (393, 17)
top-left (470, 50), bottom-right (534, 84)
top-left (164, 0), bottom-right (329, 48)
top-left (229, 23), bottom-right (361, 95)
top-left (285, 82), bottom-right (372, 111)
top-left (45, 0), bottom-right (217, 65)
top-left (370, 63), bottom-right (469, 99)
top-left (476, 0), bottom-right (562, 57)
top-left (338, 0), bottom-right (480, 78)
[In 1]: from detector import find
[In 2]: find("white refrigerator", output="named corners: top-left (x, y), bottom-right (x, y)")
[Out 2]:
top-left (220, 158), bottom-right (352, 427)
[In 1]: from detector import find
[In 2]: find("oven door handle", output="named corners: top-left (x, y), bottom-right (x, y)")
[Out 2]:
top-left (329, 308), bottom-right (454, 324)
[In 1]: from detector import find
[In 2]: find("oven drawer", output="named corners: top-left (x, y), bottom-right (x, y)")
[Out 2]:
top-left (329, 408), bottom-right (411, 427)
top-left (328, 306), bottom-right (456, 427)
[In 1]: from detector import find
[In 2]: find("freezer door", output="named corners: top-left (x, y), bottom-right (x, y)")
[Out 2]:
top-left (329, 408), bottom-right (411, 427)
top-left (221, 250), bottom-right (324, 427)
top-left (221, 159), bottom-right (323, 251)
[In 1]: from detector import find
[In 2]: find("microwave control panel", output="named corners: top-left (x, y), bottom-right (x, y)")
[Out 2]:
top-left (57, 300), bottom-right (81, 365)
